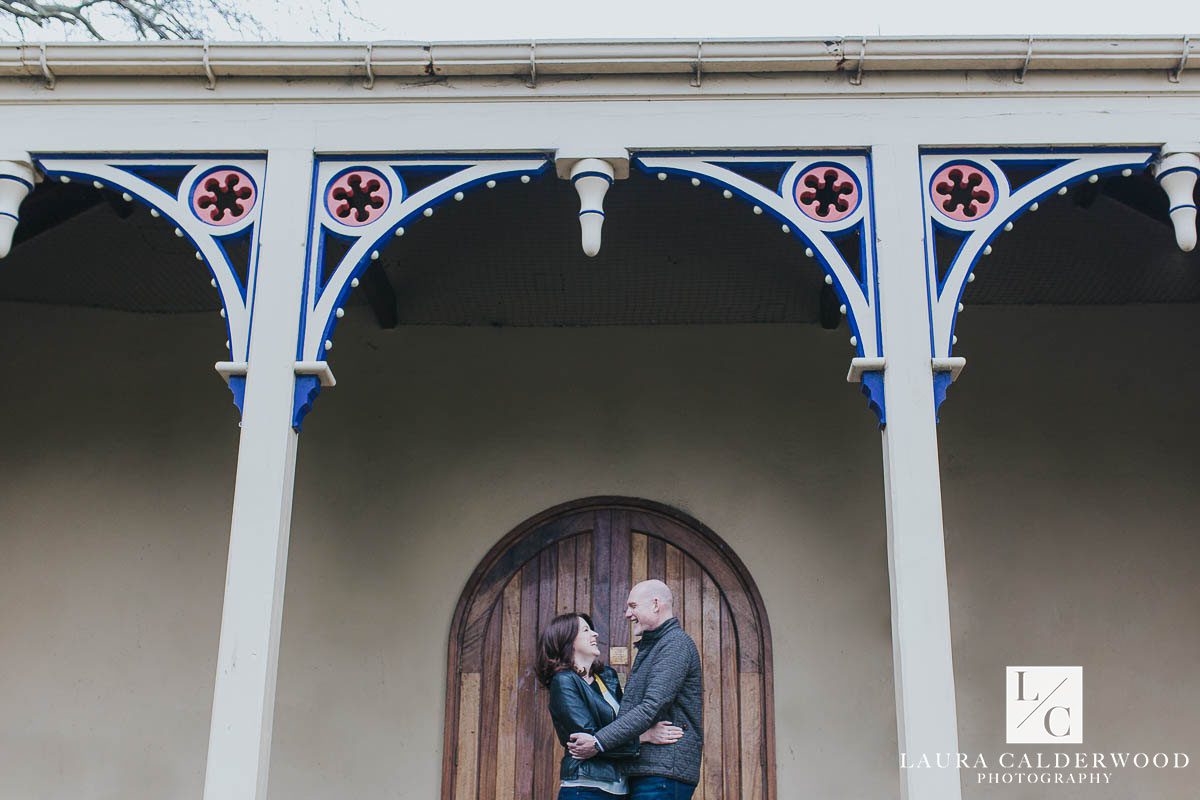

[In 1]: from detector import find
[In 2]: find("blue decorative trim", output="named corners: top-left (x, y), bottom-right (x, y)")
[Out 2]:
top-left (579, 209), bottom-right (605, 217)
top-left (863, 155), bottom-right (883, 359)
top-left (708, 160), bottom-right (795, 194)
top-left (860, 370), bottom-right (886, 428)
top-left (212, 227), bottom-right (253, 303)
top-left (919, 145), bottom-right (1152, 156)
top-left (314, 225), bottom-right (360, 303)
top-left (1168, 204), bottom-right (1198, 213)
top-left (0, 211), bottom-right (18, 221)
top-left (571, 171), bottom-right (614, 184)
top-left (227, 375), bottom-right (247, 415)
top-left (291, 374), bottom-right (321, 432)
top-left (0, 174), bottom-right (34, 191)
top-left (932, 371), bottom-right (955, 422)
top-left (1156, 165), bottom-right (1200, 181)
top-left (989, 158), bottom-right (1071, 191)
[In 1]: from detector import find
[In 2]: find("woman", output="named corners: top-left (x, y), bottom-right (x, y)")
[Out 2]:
top-left (536, 612), bottom-right (683, 799)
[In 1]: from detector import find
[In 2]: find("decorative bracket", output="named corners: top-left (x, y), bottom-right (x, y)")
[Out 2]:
top-left (847, 357), bottom-right (886, 427)
top-left (296, 154), bottom-right (549, 420)
top-left (637, 152), bottom-right (883, 423)
top-left (920, 148), bottom-right (1158, 370)
top-left (34, 154), bottom-right (268, 417)
top-left (931, 356), bottom-right (966, 420)
top-left (0, 154), bottom-right (36, 259)
top-left (215, 360), bottom-right (336, 432)
top-left (1153, 144), bottom-right (1199, 252)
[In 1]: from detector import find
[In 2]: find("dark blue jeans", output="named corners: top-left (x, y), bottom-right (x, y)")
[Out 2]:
top-left (558, 788), bottom-right (626, 799)
top-left (628, 776), bottom-right (696, 800)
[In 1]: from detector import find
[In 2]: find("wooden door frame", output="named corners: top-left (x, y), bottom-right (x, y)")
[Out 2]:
top-left (442, 496), bottom-right (777, 800)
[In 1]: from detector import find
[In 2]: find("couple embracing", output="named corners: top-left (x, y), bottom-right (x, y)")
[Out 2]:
top-left (534, 579), bottom-right (702, 800)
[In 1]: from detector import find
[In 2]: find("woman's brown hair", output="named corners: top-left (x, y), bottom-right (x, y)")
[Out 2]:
top-left (535, 612), bottom-right (605, 688)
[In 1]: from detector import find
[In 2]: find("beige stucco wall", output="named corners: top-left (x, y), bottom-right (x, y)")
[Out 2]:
top-left (0, 301), bottom-right (1196, 799)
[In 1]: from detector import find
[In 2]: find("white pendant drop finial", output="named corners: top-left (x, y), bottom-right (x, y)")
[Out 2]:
top-left (1154, 149), bottom-right (1200, 252)
top-left (0, 156), bottom-right (35, 259)
top-left (570, 158), bottom-right (615, 257)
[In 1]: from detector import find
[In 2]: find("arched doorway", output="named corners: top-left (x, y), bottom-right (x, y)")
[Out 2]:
top-left (443, 498), bottom-right (775, 800)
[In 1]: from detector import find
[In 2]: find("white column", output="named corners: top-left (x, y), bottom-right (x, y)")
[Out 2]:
top-left (203, 148), bottom-right (313, 800)
top-left (872, 143), bottom-right (963, 800)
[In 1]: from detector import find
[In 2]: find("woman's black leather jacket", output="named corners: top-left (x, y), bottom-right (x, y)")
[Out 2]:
top-left (547, 665), bottom-right (639, 785)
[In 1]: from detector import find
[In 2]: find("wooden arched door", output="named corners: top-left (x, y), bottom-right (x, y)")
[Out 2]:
top-left (443, 498), bottom-right (775, 800)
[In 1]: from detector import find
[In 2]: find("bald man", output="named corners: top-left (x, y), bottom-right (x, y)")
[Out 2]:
top-left (567, 579), bottom-right (703, 799)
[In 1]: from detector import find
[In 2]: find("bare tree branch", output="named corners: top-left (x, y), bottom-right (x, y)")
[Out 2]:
top-left (1, 0), bottom-right (357, 40)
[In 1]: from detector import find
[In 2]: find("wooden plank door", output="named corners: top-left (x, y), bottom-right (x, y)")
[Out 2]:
top-left (445, 502), bottom-right (774, 800)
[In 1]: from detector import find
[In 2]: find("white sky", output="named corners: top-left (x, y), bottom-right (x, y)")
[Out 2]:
top-left (5, 0), bottom-right (1198, 41)
top-left (246, 0), bottom-right (1198, 42)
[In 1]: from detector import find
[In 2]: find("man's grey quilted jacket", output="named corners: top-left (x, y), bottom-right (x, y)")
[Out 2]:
top-left (593, 617), bottom-right (703, 785)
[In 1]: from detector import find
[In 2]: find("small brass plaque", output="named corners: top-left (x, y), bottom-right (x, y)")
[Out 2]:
top-left (609, 646), bottom-right (629, 665)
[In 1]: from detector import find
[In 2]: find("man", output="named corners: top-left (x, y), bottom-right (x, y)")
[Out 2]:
top-left (567, 579), bottom-right (703, 799)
